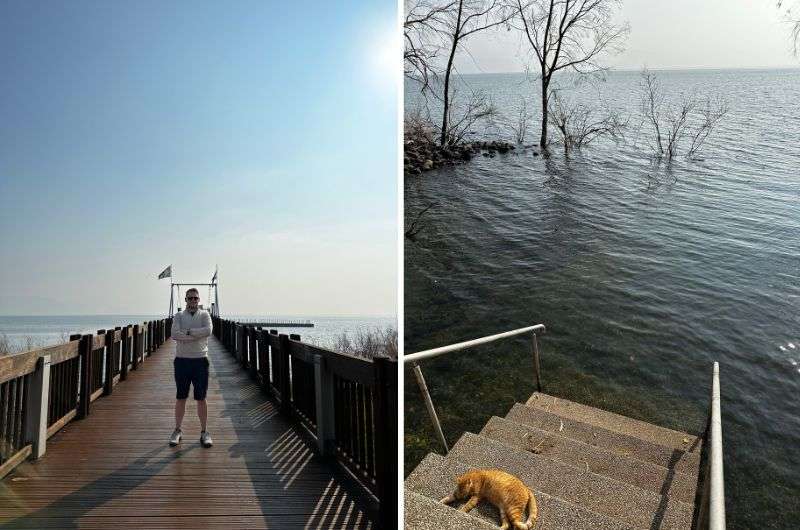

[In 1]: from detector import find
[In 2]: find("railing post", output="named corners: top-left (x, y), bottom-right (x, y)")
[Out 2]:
top-left (412, 362), bottom-right (448, 453)
top-left (709, 362), bottom-right (725, 530)
top-left (103, 330), bottom-right (114, 396)
top-left (120, 326), bottom-right (129, 381)
top-left (235, 325), bottom-right (243, 362)
top-left (241, 326), bottom-right (251, 369)
top-left (78, 334), bottom-right (92, 419)
top-left (314, 354), bottom-right (335, 456)
top-left (279, 334), bottom-right (292, 416)
top-left (250, 328), bottom-right (260, 381)
top-left (532, 331), bottom-right (542, 392)
top-left (24, 355), bottom-right (51, 459)
top-left (132, 325), bottom-right (140, 371)
top-left (374, 356), bottom-right (398, 530)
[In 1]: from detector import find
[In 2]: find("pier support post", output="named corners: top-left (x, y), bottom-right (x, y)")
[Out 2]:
top-left (25, 355), bottom-right (51, 459)
top-left (314, 354), bottom-right (335, 456)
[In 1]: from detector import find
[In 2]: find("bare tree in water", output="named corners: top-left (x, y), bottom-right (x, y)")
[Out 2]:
top-left (436, 0), bottom-right (510, 146)
top-left (513, 0), bottom-right (629, 150)
top-left (548, 88), bottom-right (625, 154)
top-left (638, 69), bottom-right (728, 162)
top-left (405, 0), bottom-right (455, 94)
top-left (777, 1), bottom-right (800, 55)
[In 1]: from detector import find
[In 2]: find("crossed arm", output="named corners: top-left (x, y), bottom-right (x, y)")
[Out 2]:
top-left (172, 312), bottom-right (213, 342)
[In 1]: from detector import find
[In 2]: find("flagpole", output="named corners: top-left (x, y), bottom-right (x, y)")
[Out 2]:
top-left (214, 267), bottom-right (220, 317)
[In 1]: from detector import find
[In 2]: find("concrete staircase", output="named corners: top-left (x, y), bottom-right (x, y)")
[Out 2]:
top-left (405, 392), bottom-right (705, 529)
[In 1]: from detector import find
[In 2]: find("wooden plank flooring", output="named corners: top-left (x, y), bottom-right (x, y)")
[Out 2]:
top-left (0, 337), bottom-right (374, 529)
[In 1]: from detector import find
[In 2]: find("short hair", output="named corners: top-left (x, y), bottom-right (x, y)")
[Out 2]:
top-left (185, 288), bottom-right (199, 297)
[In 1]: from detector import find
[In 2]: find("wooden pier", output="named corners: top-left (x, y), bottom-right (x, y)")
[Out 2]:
top-left (0, 317), bottom-right (397, 529)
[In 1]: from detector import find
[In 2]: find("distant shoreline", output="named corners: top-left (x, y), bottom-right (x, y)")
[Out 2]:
top-left (452, 65), bottom-right (800, 76)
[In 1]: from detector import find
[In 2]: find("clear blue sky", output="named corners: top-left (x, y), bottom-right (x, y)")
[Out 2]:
top-left (0, 0), bottom-right (399, 316)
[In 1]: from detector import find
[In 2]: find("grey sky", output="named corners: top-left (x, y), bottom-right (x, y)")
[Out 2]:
top-left (454, 0), bottom-right (798, 74)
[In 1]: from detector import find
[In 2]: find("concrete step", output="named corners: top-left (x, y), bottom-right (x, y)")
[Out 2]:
top-left (448, 432), bottom-right (695, 530)
top-left (405, 490), bottom-right (499, 530)
top-left (526, 392), bottom-right (702, 453)
top-left (480, 416), bottom-right (698, 504)
top-left (506, 403), bottom-right (702, 476)
top-left (405, 452), bottom-right (638, 530)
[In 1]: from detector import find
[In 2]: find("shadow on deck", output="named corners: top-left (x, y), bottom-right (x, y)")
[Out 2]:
top-left (0, 337), bottom-right (374, 529)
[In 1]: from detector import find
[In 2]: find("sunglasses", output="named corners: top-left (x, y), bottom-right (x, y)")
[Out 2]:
top-left (186, 296), bottom-right (200, 300)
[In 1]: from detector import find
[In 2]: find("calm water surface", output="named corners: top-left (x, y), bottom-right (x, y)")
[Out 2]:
top-left (405, 69), bottom-right (800, 529)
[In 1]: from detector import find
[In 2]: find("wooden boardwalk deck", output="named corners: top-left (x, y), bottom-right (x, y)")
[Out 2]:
top-left (0, 336), bottom-right (374, 529)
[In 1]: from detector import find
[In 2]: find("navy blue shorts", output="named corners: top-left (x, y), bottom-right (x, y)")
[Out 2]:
top-left (174, 357), bottom-right (209, 400)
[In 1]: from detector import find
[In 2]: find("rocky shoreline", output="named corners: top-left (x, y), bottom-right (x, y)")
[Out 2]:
top-left (404, 139), bottom-right (524, 175)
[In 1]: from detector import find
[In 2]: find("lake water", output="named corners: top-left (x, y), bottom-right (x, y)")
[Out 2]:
top-left (405, 69), bottom-right (800, 529)
top-left (0, 314), bottom-right (395, 353)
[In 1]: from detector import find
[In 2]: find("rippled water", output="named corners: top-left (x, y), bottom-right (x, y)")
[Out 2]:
top-left (405, 69), bottom-right (800, 529)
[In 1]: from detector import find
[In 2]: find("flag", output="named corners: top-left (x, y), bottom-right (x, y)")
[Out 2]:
top-left (158, 265), bottom-right (171, 279)
top-left (211, 267), bottom-right (218, 283)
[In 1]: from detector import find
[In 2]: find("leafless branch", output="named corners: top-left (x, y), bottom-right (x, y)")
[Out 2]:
top-left (513, 0), bottom-right (629, 148)
top-left (777, 0), bottom-right (800, 55)
top-left (508, 97), bottom-right (533, 144)
top-left (638, 69), bottom-right (728, 162)
top-left (548, 88), bottom-right (625, 154)
top-left (405, 202), bottom-right (439, 240)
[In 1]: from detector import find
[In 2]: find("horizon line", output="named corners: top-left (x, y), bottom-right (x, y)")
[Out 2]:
top-left (456, 64), bottom-right (800, 76)
top-left (0, 313), bottom-right (397, 319)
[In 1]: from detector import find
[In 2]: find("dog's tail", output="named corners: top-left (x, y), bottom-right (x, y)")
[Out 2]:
top-left (525, 488), bottom-right (538, 529)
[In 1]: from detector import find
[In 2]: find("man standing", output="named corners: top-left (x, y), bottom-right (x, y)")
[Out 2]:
top-left (169, 288), bottom-right (214, 448)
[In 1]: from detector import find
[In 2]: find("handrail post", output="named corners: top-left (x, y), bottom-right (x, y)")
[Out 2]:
top-left (313, 353), bottom-right (335, 456)
top-left (532, 331), bottom-right (542, 392)
top-left (709, 362), bottom-right (725, 530)
top-left (25, 355), bottom-right (51, 459)
top-left (78, 334), bottom-right (92, 419)
top-left (412, 362), bottom-right (449, 453)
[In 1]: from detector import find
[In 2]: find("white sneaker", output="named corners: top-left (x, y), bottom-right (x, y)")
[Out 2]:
top-left (169, 428), bottom-right (182, 446)
top-left (200, 430), bottom-right (213, 448)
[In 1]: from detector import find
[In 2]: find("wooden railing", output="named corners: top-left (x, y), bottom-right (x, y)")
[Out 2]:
top-left (0, 318), bottom-right (172, 479)
top-left (213, 316), bottom-right (397, 530)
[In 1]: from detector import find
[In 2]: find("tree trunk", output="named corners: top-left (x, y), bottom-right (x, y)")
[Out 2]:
top-left (440, 1), bottom-right (464, 147)
top-left (440, 41), bottom-right (457, 146)
top-left (540, 76), bottom-right (549, 149)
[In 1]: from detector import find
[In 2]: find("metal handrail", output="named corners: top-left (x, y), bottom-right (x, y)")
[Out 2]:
top-left (709, 361), bottom-right (726, 529)
top-left (404, 324), bottom-right (546, 453)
